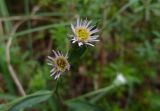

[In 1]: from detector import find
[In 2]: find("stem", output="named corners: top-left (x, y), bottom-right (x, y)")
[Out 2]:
top-left (5, 6), bottom-right (41, 96)
top-left (65, 84), bottom-right (116, 103)
top-left (6, 21), bottom-right (26, 96)
top-left (0, 13), bottom-right (72, 21)
top-left (54, 79), bottom-right (60, 93)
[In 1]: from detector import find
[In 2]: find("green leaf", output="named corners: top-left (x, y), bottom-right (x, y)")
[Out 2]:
top-left (0, 90), bottom-right (52, 111)
top-left (50, 25), bottom-right (68, 52)
top-left (66, 100), bottom-right (103, 111)
top-left (0, 104), bottom-right (9, 111)
top-left (68, 43), bottom-right (87, 64)
top-left (0, 0), bottom-right (12, 34)
top-left (148, 93), bottom-right (160, 110)
top-left (0, 94), bottom-right (17, 101)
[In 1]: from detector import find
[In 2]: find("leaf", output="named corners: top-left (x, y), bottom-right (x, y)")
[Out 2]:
top-left (0, 90), bottom-right (52, 111)
top-left (66, 100), bottom-right (103, 111)
top-left (50, 25), bottom-right (68, 52)
top-left (0, 104), bottom-right (9, 111)
top-left (0, 94), bottom-right (17, 101)
top-left (148, 93), bottom-right (160, 109)
top-left (68, 43), bottom-right (87, 65)
top-left (0, 44), bottom-right (16, 94)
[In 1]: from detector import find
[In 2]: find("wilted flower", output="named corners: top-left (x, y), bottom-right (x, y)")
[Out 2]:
top-left (114, 73), bottom-right (127, 86)
top-left (70, 17), bottom-right (99, 47)
top-left (47, 50), bottom-right (70, 79)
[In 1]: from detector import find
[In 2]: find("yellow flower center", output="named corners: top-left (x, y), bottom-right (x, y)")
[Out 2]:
top-left (55, 57), bottom-right (67, 71)
top-left (76, 28), bottom-right (90, 42)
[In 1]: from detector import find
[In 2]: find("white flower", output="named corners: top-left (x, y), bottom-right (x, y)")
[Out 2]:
top-left (114, 73), bottom-right (127, 85)
top-left (70, 17), bottom-right (99, 47)
top-left (47, 50), bottom-right (70, 80)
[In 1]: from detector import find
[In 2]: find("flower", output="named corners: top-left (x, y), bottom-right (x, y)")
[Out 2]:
top-left (47, 50), bottom-right (70, 79)
top-left (70, 17), bottom-right (99, 47)
top-left (114, 73), bottom-right (127, 85)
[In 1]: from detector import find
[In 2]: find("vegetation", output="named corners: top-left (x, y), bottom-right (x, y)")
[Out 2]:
top-left (0, 0), bottom-right (160, 111)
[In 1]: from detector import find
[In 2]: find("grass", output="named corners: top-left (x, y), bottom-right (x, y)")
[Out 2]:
top-left (0, 0), bottom-right (160, 111)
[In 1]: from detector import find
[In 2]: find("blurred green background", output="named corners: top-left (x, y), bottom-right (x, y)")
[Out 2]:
top-left (0, 0), bottom-right (160, 111)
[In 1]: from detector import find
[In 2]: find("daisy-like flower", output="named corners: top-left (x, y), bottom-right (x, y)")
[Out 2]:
top-left (47, 50), bottom-right (70, 80)
top-left (114, 73), bottom-right (127, 86)
top-left (70, 17), bottom-right (99, 47)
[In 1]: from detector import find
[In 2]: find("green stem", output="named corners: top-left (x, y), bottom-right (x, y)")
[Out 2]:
top-left (0, 23), bottom-right (69, 43)
top-left (65, 84), bottom-right (116, 103)
top-left (54, 79), bottom-right (60, 93)
top-left (13, 23), bottom-right (69, 38)
top-left (0, 0), bottom-right (12, 34)
top-left (24, 0), bottom-right (33, 56)
top-left (53, 79), bottom-right (63, 111)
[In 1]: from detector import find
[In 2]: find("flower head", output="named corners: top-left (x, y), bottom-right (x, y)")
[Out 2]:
top-left (114, 73), bottom-right (127, 86)
top-left (70, 17), bottom-right (99, 47)
top-left (47, 50), bottom-right (70, 79)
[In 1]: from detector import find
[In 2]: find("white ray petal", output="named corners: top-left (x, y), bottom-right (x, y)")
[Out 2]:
top-left (78, 42), bottom-right (83, 46)
top-left (89, 39), bottom-right (100, 42)
top-left (52, 50), bottom-right (58, 57)
top-left (90, 35), bottom-right (99, 39)
top-left (57, 74), bottom-right (61, 78)
top-left (54, 73), bottom-right (61, 79)
top-left (47, 56), bottom-right (54, 61)
top-left (71, 24), bottom-right (75, 34)
top-left (77, 17), bottom-right (80, 27)
top-left (72, 40), bottom-right (77, 43)
top-left (88, 25), bottom-right (95, 30)
top-left (90, 29), bottom-right (99, 34)
top-left (50, 68), bottom-right (55, 73)
top-left (57, 51), bottom-right (61, 56)
top-left (71, 38), bottom-right (76, 41)
top-left (82, 20), bottom-right (87, 27)
top-left (68, 34), bottom-right (74, 38)
top-left (50, 71), bottom-right (56, 76)
top-left (65, 52), bottom-right (68, 58)
top-left (85, 20), bottom-right (92, 28)
top-left (85, 42), bottom-right (94, 47)
top-left (67, 64), bottom-right (70, 70)
top-left (80, 19), bottom-right (83, 27)
top-left (47, 63), bottom-right (53, 66)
